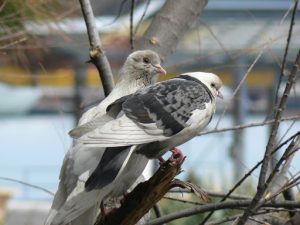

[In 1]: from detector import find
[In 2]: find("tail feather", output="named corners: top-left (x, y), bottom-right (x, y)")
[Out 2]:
top-left (51, 185), bottom-right (107, 225)
top-left (44, 175), bottom-right (68, 225)
top-left (71, 204), bottom-right (100, 225)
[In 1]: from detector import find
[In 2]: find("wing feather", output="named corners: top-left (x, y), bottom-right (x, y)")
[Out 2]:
top-left (79, 78), bottom-right (213, 147)
top-left (79, 115), bottom-right (167, 146)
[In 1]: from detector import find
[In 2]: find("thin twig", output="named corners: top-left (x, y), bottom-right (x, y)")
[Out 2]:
top-left (274, 0), bottom-right (298, 107)
top-left (207, 209), bottom-right (292, 225)
top-left (215, 49), bottom-right (264, 128)
top-left (163, 196), bottom-right (204, 205)
top-left (0, 176), bottom-right (54, 196)
top-left (153, 203), bottom-right (163, 218)
top-left (199, 115), bottom-right (300, 136)
top-left (146, 200), bottom-right (300, 225)
top-left (277, 120), bottom-right (296, 145)
top-left (0, 0), bottom-right (8, 12)
top-left (130, 0), bottom-right (135, 50)
top-left (134, 0), bottom-right (151, 35)
top-left (200, 21), bottom-right (233, 61)
top-left (0, 37), bottom-right (27, 50)
top-left (102, 0), bottom-right (129, 27)
top-left (237, 49), bottom-right (300, 225)
top-left (169, 189), bottom-right (251, 200)
top-left (199, 131), bottom-right (299, 225)
top-left (256, 137), bottom-right (300, 209)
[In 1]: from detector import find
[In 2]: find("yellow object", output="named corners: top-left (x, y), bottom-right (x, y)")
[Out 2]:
top-left (0, 66), bottom-right (274, 87)
top-left (0, 191), bottom-right (11, 224)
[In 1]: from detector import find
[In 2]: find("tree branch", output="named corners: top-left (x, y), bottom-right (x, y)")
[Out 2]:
top-left (237, 49), bottom-right (300, 224)
top-left (256, 136), bottom-right (300, 208)
top-left (97, 158), bottom-right (183, 225)
top-left (199, 115), bottom-right (300, 136)
top-left (146, 200), bottom-right (300, 225)
top-left (79, 0), bottom-right (114, 96)
top-left (0, 176), bottom-right (54, 196)
top-left (137, 0), bottom-right (208, 61)
top-left (215, 49), bottom-right (264, 128)
top-left (199, 131), bottom-right (299, 224)
top-left (274, 0), bottom-right (298, 106)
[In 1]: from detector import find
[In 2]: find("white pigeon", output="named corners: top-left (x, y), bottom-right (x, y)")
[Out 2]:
top-left (45, 50), bottom-right (166, 225)
top-left (59, 72), bottom-right (223, 222)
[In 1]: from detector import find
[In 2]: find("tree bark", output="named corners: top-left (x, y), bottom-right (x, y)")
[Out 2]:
top-left (136, 0), bottom-right (209, 61)
top-left (79, 0), bottom-right (114, 96)
top-left (97, 158), bottom-right (182, 225)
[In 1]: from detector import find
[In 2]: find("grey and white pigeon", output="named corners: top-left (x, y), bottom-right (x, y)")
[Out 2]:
top-left (44, 50), bottom-right (166, 225)
top-left (60, 72), bottom-right (223, 220)
top-left (79, 72), bottom-right (223, 155)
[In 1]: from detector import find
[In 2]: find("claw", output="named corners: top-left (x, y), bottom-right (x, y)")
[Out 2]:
top-left (158, 156), bottom-right (165, 165)
top-left (120, 192), bottom-right (129, 206)
top-left (171, 147), bottom-right (185, 164)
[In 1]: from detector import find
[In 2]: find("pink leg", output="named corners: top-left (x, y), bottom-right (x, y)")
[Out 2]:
top-left (171, 147), bottom-right (185, 163)
top-left (158, 156), bottom-right (165, 165)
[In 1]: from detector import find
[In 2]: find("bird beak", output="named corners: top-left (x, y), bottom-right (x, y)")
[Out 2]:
top-left (217, 90), bottom-right (224, 99)
top-left (153, 64), bottom-right (167, 75)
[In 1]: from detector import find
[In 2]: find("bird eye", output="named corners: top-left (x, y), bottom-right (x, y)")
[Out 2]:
top-left (143, 57), bottom-right (150, 63)
top-left (211, 83), bottom-right (216, 88)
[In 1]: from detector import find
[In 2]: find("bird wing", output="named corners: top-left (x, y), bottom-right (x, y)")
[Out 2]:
top-left (69, 114), bottom-right (114, 139)
top-left (69, 94), bottom-right (133, 139)
top-left (85, 146), bottom-right (134, 191)
top-left (79, 78), bottom-right (213, 146)
top-left (51, 181), bottom-right (106, 225)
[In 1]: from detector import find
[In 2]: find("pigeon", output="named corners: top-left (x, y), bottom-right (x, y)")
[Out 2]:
top-left (79, 72), bottom-right (223, 154)
top-left (71, 72), bottom-right (223, 210)
top-left (44, 50), bottom-right (166, 225)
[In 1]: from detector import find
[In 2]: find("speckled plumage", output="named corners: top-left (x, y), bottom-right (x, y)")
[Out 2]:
top-left (123, 78), bottom-right (212, 136)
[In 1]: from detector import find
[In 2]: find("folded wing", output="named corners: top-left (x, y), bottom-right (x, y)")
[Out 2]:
top-left (79, 78), bottom-right (212, 147)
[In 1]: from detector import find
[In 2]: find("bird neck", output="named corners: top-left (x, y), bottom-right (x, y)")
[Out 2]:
top-left (116, 67), bottom-right (153, 93)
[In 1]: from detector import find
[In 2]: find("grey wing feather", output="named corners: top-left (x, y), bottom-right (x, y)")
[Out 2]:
top-left (123, 78), bottom-right (212, 136)
top-left (69, 95), bottom-right (132, 139)
top-left (79, 78), bottom-right (213, 146)
top-left (85, 146), bottom-right (131, 191)
top-left (69, 114), bottom-right (114, 139)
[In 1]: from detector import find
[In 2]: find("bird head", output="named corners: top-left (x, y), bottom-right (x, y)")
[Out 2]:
top-left (183, 72), bottom-right (224, 99)
top-left (125, 50), bottom-right (167, 76)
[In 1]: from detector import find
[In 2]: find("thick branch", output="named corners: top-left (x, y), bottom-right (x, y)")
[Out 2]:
top-left (237, 49), bottom-right (300, 224)
top-left (79, 0), bottom-right (114, 96)
top-left (98, 158), bottom-right (183, 225)
top-left (137, 0), bottom-right (208, 61)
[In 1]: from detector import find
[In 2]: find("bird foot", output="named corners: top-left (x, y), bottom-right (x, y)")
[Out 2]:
top-left (158, 156), bottom-right (165, 165)
top-left (99, 201), bottom-right (117, 224)
top-left (171, 147), bottom-right (185, 164)
top-left (120, 192), bottom-right (129, 206)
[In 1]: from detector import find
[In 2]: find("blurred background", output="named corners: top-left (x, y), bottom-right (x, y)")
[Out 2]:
top-left (0, 0), bottom-right (299, 224)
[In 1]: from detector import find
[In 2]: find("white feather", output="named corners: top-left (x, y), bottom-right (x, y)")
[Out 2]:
top-left (80, 115), bottom-right (168, 146)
